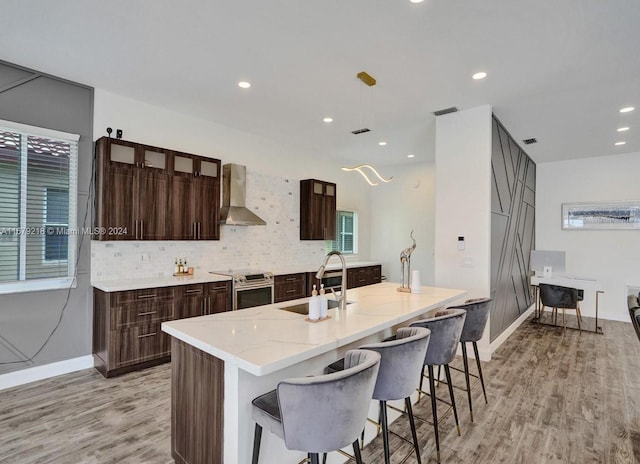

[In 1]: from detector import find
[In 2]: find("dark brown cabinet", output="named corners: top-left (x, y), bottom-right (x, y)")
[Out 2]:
top-left (176, 281), bottom-right (231, 319)
top-left (170, 153), bottom-right (220, 240)
top-left (93, 287), bottom-right (176, 377)
top-left (300, 179), bottom-right (336, 240)
top-left (93, 281), bottom-right (231, 378)
top-left (95, 137), bottom-right (220, 241)
top-left (274, 273), bottom-right (307, 303)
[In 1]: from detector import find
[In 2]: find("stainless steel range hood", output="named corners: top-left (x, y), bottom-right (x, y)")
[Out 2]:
top-left (219, 163), bottom-right (266, 226)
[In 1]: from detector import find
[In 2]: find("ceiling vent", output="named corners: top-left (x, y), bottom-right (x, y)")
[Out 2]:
top-left (433, 106), bottom-right (459, 116)
top-left (522, 138), bottom-right (538, 145)
top-left (351, 127), bottom-right (371, 135)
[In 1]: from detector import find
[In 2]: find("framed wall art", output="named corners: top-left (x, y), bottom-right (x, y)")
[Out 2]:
top-left (562, 201), bottom-right (640, 230)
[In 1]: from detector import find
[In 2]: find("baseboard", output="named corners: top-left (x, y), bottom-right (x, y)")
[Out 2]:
top-left (0, 355), bottom-right (94, 391)
top-left (489, 304), bottom-right (535, 356)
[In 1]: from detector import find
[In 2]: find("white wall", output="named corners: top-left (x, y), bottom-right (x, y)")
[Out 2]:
top-left (370, 162), bottom-right (436, 286)
top-left (536, 151), bottom-right (640, 322)
top-left (434, 105), bottom-right (493, 358)
top-left (92, 89), bottom-right (373, 279)
top-left (434, 105), bottom-right (492, 297)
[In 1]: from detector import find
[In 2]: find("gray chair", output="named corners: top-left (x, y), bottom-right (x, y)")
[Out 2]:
top-left (627, 294), bottom-right (640, 342)
top-left (357, 326), bottom-right (431, 464)
top-left (410, 308), bottom-right (467, 462)
top-left (448, 298), bottom-right (491, 422)
top-left (539, 283), bottom-right (583, 334)
top-left (251, 349), bottom-right (381, 464)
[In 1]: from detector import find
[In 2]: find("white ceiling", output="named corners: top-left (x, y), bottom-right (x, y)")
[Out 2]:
top-left (1, 0), bottom-right (639, 167)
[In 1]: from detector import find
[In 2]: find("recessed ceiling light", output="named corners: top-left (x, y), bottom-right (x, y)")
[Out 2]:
top-left (238, 81), bottom-right (251, 89)
top-left (472, 72), bottom-right (487, 80)
top-left (408, 154), bottom-right (415, 158)
top-left (409, 0), bottom-right (424, 3)
top-left (615, 141), bottom-right (626, 146)
top-left (323, 117), bottom-right (333, 123)
top-left (617, 127), bottom-right (630, 132)
top-left (620, 106), bottom-right (635, 113)
top-left (378, 141), bottom-right (387, 146)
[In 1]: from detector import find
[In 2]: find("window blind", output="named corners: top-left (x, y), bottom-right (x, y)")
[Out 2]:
top-left (0, 121), bottom-right (78, 287)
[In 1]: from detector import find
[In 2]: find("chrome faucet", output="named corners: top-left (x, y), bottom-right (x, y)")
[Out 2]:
top-left (316, 251), bottom-right (348, 310)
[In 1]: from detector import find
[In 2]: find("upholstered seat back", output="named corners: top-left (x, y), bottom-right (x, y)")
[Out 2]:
top-left (277, 349), bottom-right (380, 453)
top-left (539, 284), bottom-right (581, 309)
top-left (410, 309), bottom-right (466, 366)
top-left (628, 294), bottom-right (640, 342)
top-left (450, 298), bottom-right (491, 343)
top-left (359, 326), bottom-right (430, 401)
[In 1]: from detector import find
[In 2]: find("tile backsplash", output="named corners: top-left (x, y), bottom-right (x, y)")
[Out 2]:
top-left (91, 171), bottom-right (326, 281)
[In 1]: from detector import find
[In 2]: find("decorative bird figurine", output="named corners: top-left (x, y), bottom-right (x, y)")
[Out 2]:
top-left (399, 230), bottom-right (416, 290)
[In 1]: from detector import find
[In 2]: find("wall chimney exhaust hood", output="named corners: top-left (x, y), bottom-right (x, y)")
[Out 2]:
top-left (219, 163), bottom-right (266, 226)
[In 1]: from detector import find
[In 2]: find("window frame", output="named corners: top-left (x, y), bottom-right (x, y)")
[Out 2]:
top-left (327, 209), bottom-right (358, 255)
top-left (0, 118), bottom-right (79, 294)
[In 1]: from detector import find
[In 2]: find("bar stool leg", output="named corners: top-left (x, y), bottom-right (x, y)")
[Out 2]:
top-left (418, 365), bottom-right (426, 401)
top-left (353, 439), bottom-right (364, 464)
top-left (405, 397), bottom-right (422, 464)
top-left (380, 400), bottom-right (391, 464)
top-left (444, 365), bottom-right (461, 436)
top-left (472, 342), bottom-right (488, 404)
top-left (427, 365), bottom-right (441, 462)
top-left (461, 342), bottom-right (474, 422)
top-left (310, 453), bottom-right (320, 464)
top-left (252, 424), bottom-right (262, 464)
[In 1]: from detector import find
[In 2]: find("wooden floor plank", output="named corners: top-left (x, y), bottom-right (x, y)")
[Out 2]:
top-left (1, 316), bottom-right (640, 463)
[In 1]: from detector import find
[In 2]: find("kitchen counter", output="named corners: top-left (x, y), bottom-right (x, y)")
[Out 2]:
top-left (271, 260), bottom-right (382, 275)
top-left (91, 260), bottom-right (381, 292)
top-left (162, 282), bottom-right (466, 463)
top-left (91, 273), bottom-right (231, 292)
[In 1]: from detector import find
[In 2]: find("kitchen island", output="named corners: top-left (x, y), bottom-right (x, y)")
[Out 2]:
top-left (162, 282), bottom-right (467, 464)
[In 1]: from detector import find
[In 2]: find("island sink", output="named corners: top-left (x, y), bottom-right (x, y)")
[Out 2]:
top-left (279, 299), bottom-right (352, 315)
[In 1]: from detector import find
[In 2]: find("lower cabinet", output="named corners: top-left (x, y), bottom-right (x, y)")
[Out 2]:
top-left (274, 273), bottom-right (307, 303)
top-left (176, 282), bottom-right (232, 319)
top-left (93, 281), bottom-right (231, 378)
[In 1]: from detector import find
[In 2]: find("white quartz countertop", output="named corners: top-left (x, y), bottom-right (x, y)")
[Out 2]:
top-left (162, 282), bottom-right (466, 376)
top-left (271, 260), bottom-right (381, 275)
top-left (92, 273), bottom-right (232, 292)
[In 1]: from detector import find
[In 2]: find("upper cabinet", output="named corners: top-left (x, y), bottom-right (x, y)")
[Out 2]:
top-left (95, 137), bottom-right (220, 241)
top-left (300, 179), bottom-right (336, 240)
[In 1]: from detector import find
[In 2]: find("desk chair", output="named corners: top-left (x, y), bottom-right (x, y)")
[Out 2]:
top-left (539, 283), bottom-right (583, 335)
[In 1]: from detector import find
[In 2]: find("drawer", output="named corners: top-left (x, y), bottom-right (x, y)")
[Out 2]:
top-left (111, 298), bottom-right (175, 329)
top-left (112, 324), bottom-right (171, 368)
top-left (275, 273), bottom-right (306, 302)
top-left (111, 287), bottom-right (174, 305)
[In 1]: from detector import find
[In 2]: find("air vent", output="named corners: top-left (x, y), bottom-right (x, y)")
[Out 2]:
top-left (522, 138), bottom-right (538, 145)
top-left (433, 107), bottom-right (459, 116)
top-left (351, 128), bottom-right (371, 135)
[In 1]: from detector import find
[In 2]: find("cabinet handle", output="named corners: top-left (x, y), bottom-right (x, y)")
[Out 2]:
top-left (286, 289), bottom-right (295, 294)
top-left (192, 222), bottom-right (196, 239)
top-left (185, 288), bottom-right (203, 294)
top-left (140, 220), bottom-right (144, 239)
top-left (137, 332), bottom-right (157, 338)
top-left (285, 277), bottom-right (297, 282)
top-left (135, 220), bottom-right (139, 239)
top-left (137, 311), bottom-right (157, 316)
top-left (198, 222), bottom-right (201, 239)
top-left (137, 294), bottom-right (157, 299)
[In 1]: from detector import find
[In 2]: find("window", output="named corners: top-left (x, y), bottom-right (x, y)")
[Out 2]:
top-left (0, 119), bottom-right (78, 293)
top-left (327, 210), bottom-right (358, 254)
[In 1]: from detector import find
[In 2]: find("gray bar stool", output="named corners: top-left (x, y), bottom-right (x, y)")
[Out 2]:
top-left (358, 326), bottom-right (431, 464)
top-left (448, 298), bottom-right (491, 422)
top-left (410, 308), bottom-right (467, 462)
top-left (251, 349), bottom-right (381, 464)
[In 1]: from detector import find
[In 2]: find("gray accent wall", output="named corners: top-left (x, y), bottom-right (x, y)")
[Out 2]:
top-left (490, 115), bottom-right (536, 341)
top-left (0, 61), bottom-right (93, 374)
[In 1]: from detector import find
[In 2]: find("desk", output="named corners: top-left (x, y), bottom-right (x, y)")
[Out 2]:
top-left (530, 276), bottom-right (604, 334)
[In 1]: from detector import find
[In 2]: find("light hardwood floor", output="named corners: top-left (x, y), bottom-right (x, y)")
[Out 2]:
top-left (1, 317), bottom-right (639, 464)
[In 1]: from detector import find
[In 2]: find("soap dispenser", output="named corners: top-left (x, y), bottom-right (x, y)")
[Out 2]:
top-left (319, 284), bottom-right (328, 319)
top-left (309, 285), bottom-right (320, 320)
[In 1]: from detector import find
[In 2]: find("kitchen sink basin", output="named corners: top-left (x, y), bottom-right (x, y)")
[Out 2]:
top-left (278, 299), bottom-right (352, 315)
